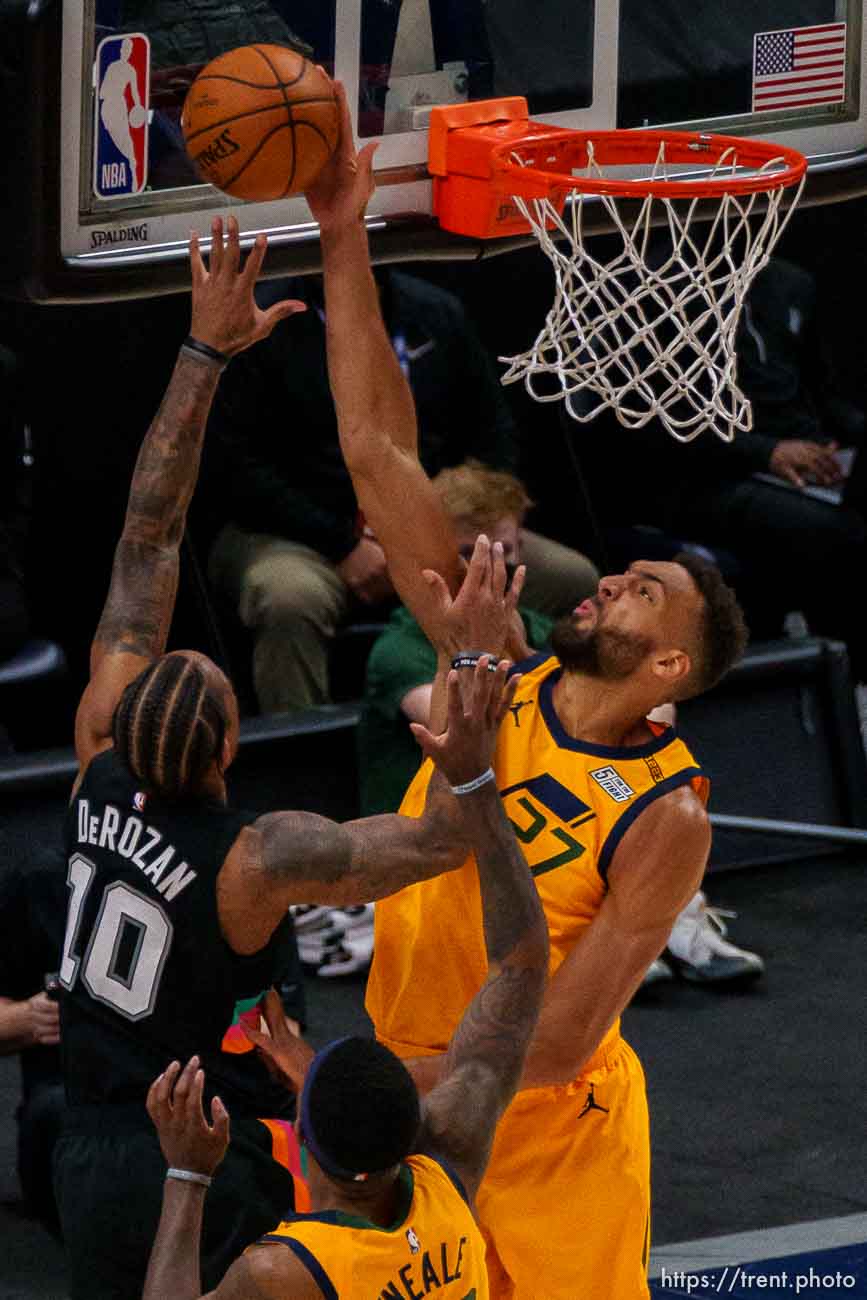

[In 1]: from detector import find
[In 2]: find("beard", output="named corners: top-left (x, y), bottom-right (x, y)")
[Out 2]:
top-left (550, 612), bottom-right (654, 680)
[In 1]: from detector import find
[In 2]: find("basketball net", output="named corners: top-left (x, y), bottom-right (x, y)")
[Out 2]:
top-left (499, 140), bottom-right (806, 443)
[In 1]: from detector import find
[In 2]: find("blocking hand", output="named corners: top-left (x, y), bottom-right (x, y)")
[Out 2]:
top-left (422, 535), bottom-right (526, 661)
top-left (305, 79), bottom-right (378, 233)
top-left (146, 1056), bottom-right (230, 1178)
top-left (188, 214), bottom-right (307, 357)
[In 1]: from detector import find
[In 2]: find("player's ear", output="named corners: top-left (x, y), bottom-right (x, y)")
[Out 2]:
top-left (651, 648), bottom-right (691, 688)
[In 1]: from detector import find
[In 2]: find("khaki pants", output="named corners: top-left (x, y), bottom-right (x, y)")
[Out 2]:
top-left (209, 523), bottom-right (598, 713)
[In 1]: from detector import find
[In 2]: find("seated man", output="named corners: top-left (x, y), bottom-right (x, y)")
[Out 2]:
top-left (359, 459), bottom-right (557, 817)
top-left (203, 269), bottom-right (597, 712)
top-left (141, 654), bottom-right (549, 1299)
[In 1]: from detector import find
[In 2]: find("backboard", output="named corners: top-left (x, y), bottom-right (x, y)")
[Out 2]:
top-left (3, 0), bottom-right (867, 302)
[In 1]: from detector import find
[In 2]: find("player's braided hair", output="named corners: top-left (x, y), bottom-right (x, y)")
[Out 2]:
top-left (112, 654), bottom-right (227, 800)
top-left (674, 551), bottom-right (748, 697)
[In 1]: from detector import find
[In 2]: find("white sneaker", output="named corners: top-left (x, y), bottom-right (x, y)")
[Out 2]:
top-left (316, 927), bottom-right (375, 978)
top-left (665, 891), bottom-right (764, 984)
top-left (296, 922), bottom-right (344, 966)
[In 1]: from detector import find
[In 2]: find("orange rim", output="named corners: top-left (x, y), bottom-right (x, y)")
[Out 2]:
top-left (491, 129), bottom-right (807, 202)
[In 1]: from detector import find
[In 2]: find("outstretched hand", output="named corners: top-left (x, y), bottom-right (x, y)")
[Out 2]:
top-left (423, 535), bottom-right (526, 661)
top-left (241, 988), bottom-right (315, 1095)
top-left (412, 657), bottom-right (519, 788)
top-left (146, 1056), bottom-right (230, 1178)
top-left (189, 214), bottom-right (306, 357)
top-left (305, 78), bottom-right (378, 233)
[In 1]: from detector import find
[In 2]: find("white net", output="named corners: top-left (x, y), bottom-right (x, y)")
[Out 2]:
top-left (499, 139), bottom-right (806, 442)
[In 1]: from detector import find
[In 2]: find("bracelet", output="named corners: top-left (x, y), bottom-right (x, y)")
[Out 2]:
top-left (181, 335), bottom-right (230, 370)
top-left (451, 767), bottom-right (496, 796)
top-left (451, 652), bottom-right (499, 672)
top-left (166, 1167), bottom-right (212, 1188)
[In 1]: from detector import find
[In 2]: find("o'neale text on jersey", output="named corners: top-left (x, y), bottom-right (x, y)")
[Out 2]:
top-left (76, 800), bottom-right (197, 901)
top-left (378, 1235), bottom-right (467, 1299)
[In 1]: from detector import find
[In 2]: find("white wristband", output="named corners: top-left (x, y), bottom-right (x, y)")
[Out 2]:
top-left (451, 767), bottom-right (496, 796)
top-left (166, 1167), bottom-right (212, 1188)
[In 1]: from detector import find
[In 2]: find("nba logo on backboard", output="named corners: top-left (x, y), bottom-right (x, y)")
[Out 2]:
top-left (93, 33), bottom-right (150, 199)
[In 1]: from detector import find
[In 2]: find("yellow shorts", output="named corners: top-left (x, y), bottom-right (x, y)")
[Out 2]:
top-left (475, 1036), bottom-right (650, 1300)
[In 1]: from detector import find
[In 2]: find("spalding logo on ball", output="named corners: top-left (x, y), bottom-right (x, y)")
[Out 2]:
top-left (181, 44), bottom-right (338, 201)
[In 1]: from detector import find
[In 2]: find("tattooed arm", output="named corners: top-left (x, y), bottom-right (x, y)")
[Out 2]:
top-left (73, 218), bottom-right (304, 779)
top-left (217, 654), bottom-right (522, 964)
top-left (402, 668), bottom-right (548, 1201)
top-left (215, 768), bottom-right (471, 955)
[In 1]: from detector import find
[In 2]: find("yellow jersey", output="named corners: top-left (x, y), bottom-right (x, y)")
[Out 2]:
top-left (367, 654), bottom-right (707, 1067)
top-left (257, 1153), bottom-right (488, 1299)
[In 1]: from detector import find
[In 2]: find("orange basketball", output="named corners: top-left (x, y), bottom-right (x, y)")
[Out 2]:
top-left (181, 44), bottom-right (338, 201)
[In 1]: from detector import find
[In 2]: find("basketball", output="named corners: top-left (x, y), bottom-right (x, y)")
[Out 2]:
top-left (181, 44), bottom-right (338, 202)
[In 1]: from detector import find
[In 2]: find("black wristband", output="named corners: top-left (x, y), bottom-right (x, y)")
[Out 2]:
top-left (181, 335), bottom-right (230, 369)
top-left (451, 652), bottom-right (499, 672)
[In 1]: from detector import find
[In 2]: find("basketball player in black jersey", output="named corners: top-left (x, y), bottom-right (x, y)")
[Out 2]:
top-left (53, 217), bottom-right (509, 1300)
top-left (138, 658), bottom-right (549, 1300)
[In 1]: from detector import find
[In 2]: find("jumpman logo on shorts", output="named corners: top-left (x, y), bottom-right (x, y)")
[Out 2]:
top-left (509, 701), bottom-right (532, 728)
top-left (577, 1083), bottom-right (609, 1119)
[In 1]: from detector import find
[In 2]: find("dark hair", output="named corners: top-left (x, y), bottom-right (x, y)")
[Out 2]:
top-left (112, 654), bottom-right (226, 800)
top-left (303, 1037), bottom-right (421, 1179)
top-left (673, 551), bottom-right (748, 698)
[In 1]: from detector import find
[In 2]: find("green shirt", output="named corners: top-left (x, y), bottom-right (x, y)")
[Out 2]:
top-left (358, 604), bottom-right (554, 816)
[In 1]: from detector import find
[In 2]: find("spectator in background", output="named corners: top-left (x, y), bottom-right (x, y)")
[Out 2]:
top-left (578, 257), bottom-right (867, 682)
top-left (359, 459), bottom-right (555, 817)
top-left (0, 835), bottom-right (66, 1237)
top-left (203, 271), bottom-right (598, 714)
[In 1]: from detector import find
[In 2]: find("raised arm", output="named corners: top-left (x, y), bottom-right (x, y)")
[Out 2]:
top-left (144, 1055), bottom-right (329, 1300)
top-left (410, 665), bottom-right (549, 1200)
top-left (72, 218), bottom-right (305, 783)
top-left (305, 82), bottom-right (464, 636)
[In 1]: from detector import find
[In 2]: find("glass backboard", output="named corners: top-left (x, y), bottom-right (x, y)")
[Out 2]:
top-left (3, 0), bottom-right (866, 301)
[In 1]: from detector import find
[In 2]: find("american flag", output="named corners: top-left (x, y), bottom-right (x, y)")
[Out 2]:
top-left (752, 22), bottom-right (847, 113)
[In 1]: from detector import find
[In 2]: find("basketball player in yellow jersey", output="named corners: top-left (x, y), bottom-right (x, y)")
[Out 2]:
top-left (141, 656), bottom-right (549, 1300)
top-left (304, 83), bottom-right (750, 1300)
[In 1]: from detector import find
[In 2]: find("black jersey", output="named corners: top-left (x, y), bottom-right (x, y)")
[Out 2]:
top-left (61, 749), bottom-right (294, 1116)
